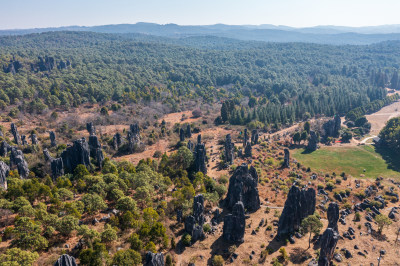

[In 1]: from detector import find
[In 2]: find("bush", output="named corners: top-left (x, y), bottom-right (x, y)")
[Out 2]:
top-left (182, 233), bottom-right (191, 246)
top-left (212, 255), bottom-right (224, 266)
top-left (203, 223), bottom-right (211, 233)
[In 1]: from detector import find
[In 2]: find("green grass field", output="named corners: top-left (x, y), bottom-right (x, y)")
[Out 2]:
top-left (292, 145), bottom-right (400, 179)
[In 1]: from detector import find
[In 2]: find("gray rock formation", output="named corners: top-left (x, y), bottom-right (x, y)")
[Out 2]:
top-left (3, 58), bottom-right (22, 74)
top-left (282, 148), bottom-right (290, 168)
top-left (53, 254), bottom-right (77, 266)
top-left (187, 140), bottom-right (194, 151)
top-left (0, 161), bottom-right (10, 190)
top-left (43, 149), bottom-right (53, 162)
top-left (37, 56), bottom-right (55, 72)
top-left (224, 134), bottom-right (235, 165)
top-left (88, 135), bottom-right (101, 157)
top-left (49, 131), bottom-right (57, 147)
top-left (61, 138), bottom-right (90, 173)
top-left (95, 148), bottom-right (104, 168)
top-left (225, 164), bottom-right (260, 212)
top-left (127, 123), bottom-right (143, 153)
top-left (277, 185), bottom-right (316, 238)
top-left (86, 122), bottom-right (95, 136)
top-left (21, 135), bottom-right (27, 146)
top-left (9, 147), bottom-right (29, 178)
top-left (223, 201), bottom-right (245, 243)
top-left (185, 194), bottom-right (205, 243)
top-left (51, 158), bottom-right (64, 181)
top-left (318, 203), bottom-right (340, 266)
top-left (244, 142), bottom-right (252, 158)
top-left (112, 132), bottom-right (122, 150)
top-left (30, 133), bottom-right (38, 145)
top-left (57, 60), bottom-right (71, 70)
top-left (194, 136), bottom-right (207, 174)
top-left (186, 124), bottom-right (192, 138)
top-left (307, 131), bottom-right (319, 151)
top-left (243, 129), bottom-right (249, 146)
top-left (10, 123), bottom-right (20, 145)
top-left (144, 252), bottom-right (164, 266)
top-left (179, 128), bottom-right (185, 142)
top-left (323, 115), bottom-right (341, 138)
top-left (0, 141), bottom-right (10, 157)
top-left (251, 129), bottom-right (259, 145)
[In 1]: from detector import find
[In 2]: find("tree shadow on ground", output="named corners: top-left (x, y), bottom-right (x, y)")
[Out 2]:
top-left (290, 247), bottom-right (312, 264)
top-left (375, 145), bottom-right (400, 172)
top-left (208, 235), bottom-right (243, 265)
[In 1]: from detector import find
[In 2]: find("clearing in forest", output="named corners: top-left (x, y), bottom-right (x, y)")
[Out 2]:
top-left (292, 145), bottom-right (400, 179)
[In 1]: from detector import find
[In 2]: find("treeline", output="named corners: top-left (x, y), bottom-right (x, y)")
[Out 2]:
top-left (345, 94), bottom-right (400, 122)
top-left (2, 32), bottom-right (400, 121)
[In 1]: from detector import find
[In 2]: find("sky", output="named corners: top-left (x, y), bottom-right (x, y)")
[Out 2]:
top-left (1, 0), bottom-right (400, 30)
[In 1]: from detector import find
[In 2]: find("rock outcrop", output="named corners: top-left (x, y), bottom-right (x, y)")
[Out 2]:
top-left (144, 252), bottom-right (164, 266)
top-left (243, 129), bottom-right (249, 146)
top-left (50, 131), bottom-right (57, 147)
top-left (21, 135), bottom-right (27, 146)
top-left (0, 141), bottom-right (11, 157)
top-left (277, 185), bottom-right (316, 238)
top-left (307, 131), bottom-right (319, 151)
top-left (86, 122), bottom-right (96, 136)
top-left (224, 134), bottom-right (235, 165)
top-left (185, 194), bottom-right (205, 243)
top-left (244, 142), bottom-right (252, 158)
top-left (282, 148), bottom-right (290, 168)
top-left (3, 58), bottom-right (22, 74)
top-left (186, 124), bottom-right (192, 138)
top-left (127, 123), bottom-right (144, 153)
top-left (318, 203), bottom-right (340, 266)
top-left (112, 132), bottom-right (122, 150)
top-left (37, 56), bottom-right (56, 72)
top-left (194, 135), bottom-right (207, 174)
top-left (30, 133), bottom-right (38, 145)
top-left (187, 140), bottom-right (194, 151)
top-left (51, 158), bottom-right (64, 181)
top-left (0, 161), bottom-right (10, 190)
top-left (61, 138), bottom-right (90, 173)
top-left (223, 201), bottom-right (246, 243)
top-left (57, 60), bottom-right (71, 70)
top-left (323, 115), bottom-right (341, 138)
top-left (43, 148), bottom-right (53, 162)
top-left (179, 128), bottom-right (185, 142)
top-left (53, 254), bottom-right (77, 266)
top-left (251, 129), bottom-right (259, 145)
top-left (225, 164), bottom-right (260, 212)
top-left (10, 123), bottom-right (20, 145)
top-left (9, 147), bottom-right (29, 178)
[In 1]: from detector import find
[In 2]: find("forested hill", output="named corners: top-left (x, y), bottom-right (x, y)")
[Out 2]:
top-left (1, 31), bottom-right (400, 126)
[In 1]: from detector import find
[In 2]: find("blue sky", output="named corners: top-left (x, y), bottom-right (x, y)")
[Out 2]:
top-left (1, 0), bottom-right (400, 30)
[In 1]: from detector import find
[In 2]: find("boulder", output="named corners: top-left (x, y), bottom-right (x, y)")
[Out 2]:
top-left (10, 123), bottom-right (20, 145)
top-left (53, 254), bottom-right (77, 266)
top-left (277, 185), bottom-right (316, 238)
top-left (225, 164), bottom-right (260, 212)
top-left (224, 134), bottom-right (235, 165)
top-left (61, 138), bottom-right (90, 173)
top-left (144, 252), bottom-right (164, 266)
top-left (0, 161), bottom-right (10, 190)
top-left (49, 131), bottom-right (57, 147)
top-left (51, 158), bottom-right (64, 181)
top-left (223, 201), bottom-right (246, 243)
top-left (282, 148), bottom-right (290, 168)
top-left (307, 131), bottom-right (319, 151)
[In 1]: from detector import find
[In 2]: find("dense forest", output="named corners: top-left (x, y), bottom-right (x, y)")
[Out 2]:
top-left (2, 31), bottom-right (400, 127)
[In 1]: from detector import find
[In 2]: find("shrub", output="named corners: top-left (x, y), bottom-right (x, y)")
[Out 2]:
top-left (212, 255), bottom-right (224, 266)
top-left (182, 233), bottom-right (191, 246)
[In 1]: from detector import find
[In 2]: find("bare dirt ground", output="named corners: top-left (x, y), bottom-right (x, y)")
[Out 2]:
top-left (366, 99), bottom-right (400, 136)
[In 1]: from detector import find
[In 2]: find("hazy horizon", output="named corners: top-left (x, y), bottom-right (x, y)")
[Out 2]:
top-left (1, 0), bottom-right (400, 30)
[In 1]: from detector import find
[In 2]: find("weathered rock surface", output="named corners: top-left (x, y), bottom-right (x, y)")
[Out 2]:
top-left (224, 134), bottom-right (235, 165)
top-left (277, 185), bottom-right (316, 238)
top-left (223, 201), bottom-right (246, 243)
top-left (244, 142), bottom-right (252, 158)
top-left (86, 122), bottom-right (96, 136)
top-left (57, 60), bottom-right (71, 70)
top-left (307, 131), bottom-right (319, 151)
top-left (0, 141), bottom-right (10, 157)
top-left (251, 129), bottom-right (259, 145)
top-left (194, 135), bottom-right (207, 174)
top-left (50, 131), bottom-right (57, 147)
top-left (21, 135), bottom-right (27, 146)
top-left (144, 252), bottom-right (164, 266)
top-left (3, 58), bottom-right (22, 74)
top-left (10, 147), bottom-right (29, 178)
top-left (186, 124), bottom-right (192, 138)
top-left (53, 254), bottom-right (77, 266)
top-left (0, 161), bottom-right (10, 190)
top-left (225, 164), bottom-right (260, 212)
top-left (243, 129), bottom-right (249, 146)
top-left (318, 203), bottom-right (340, 266)
top-left (185, 194), bottom-right (205, 243)
top-left (10, 123), bottom-right (20, 145)
top-left (192, 194), bottom-right (205, 225)
top-left (112, 132), bottom-right (122, 150)
top-left (88, 135), bottom-right (101, 157)
top-left (187, 140), bottom-right (194, 151)
top-left (282, 148), bottom-right (290, 168)
top-left (37, 56), bottom-right (56, 72)
top-left (43, 148), bottom-right (53, 162)
top-left (323, 115), bottom-right (341, 138)
top-left (127, 123), bottom-right (144, 153)
top-left (61, 138), bottom-right (90, 172)
top-left (179, 128), bottom-right (185, 142)
top-left (30, 133), bottom-right (38, 145)
top-left (51, 158), bottom-right (64, 181)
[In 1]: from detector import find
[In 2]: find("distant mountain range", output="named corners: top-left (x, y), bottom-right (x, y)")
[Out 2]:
top-left (3, 23), bottom-right (400, 45)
